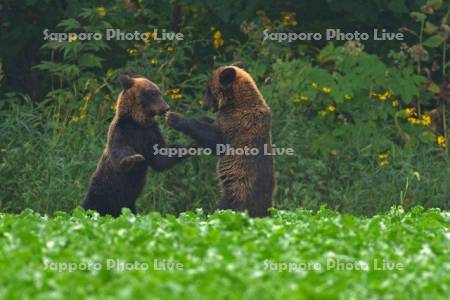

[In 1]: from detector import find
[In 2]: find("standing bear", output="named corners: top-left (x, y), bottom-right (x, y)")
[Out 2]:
top-left (83, 75), bottom-right (189, 217)
top-left (166, 65), bottom-right (274, 217)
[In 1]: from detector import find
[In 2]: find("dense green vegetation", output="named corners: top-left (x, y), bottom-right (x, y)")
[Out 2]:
top-left (0, 207), bottom-right (448, 299)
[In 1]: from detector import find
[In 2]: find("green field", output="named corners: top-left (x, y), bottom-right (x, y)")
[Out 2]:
top-left (1, 207), bottom-right (448, 299)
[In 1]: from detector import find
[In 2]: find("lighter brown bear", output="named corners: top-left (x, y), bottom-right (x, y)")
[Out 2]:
top-left (166, 65), bottom-right (274, 217)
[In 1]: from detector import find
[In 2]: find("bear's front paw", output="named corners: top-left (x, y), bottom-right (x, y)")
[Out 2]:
top-left (165, 112), bottom-right (184, 129)
top-left (120, 154), bottom-right (145, 171)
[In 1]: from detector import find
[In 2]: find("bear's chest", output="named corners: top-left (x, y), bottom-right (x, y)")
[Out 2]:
top-left (125, 125), bottom-right (160, 155)
top-left (217, 111), bottom-right (257, 142)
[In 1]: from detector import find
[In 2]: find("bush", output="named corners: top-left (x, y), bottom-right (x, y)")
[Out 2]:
top-left (1, 45), bottom-right (449, 215)
top-left (0, 207), bottom-right (448, 299)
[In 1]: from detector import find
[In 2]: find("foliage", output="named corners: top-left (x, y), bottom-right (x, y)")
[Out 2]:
top-left (0, 207), bottom-right (448, 299)
top-left (1, 0), bottom-right (447, 95)
top-left (1, 41), bottom-right (450, 215)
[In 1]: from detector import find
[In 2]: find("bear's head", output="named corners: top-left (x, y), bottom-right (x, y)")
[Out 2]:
top-left (202, 63), bottom-right (262, 112)
top-left (116, 75), bottom-right (170, 126)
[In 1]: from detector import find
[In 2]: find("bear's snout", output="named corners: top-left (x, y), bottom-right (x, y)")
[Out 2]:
top-left (157, 102), bottom-right (170, 115)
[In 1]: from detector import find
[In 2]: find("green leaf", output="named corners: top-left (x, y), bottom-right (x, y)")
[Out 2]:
top-left (424, 21), bottom-right (439, 35)
top-left (387, 1), bottom-right (408, 13)
top-left (420, 131), bottom-right (436, 143)
top-left (56, 18), bottom-right (80, 31)
top-left (410, 12), bottom-right (427, 22)
top-left (427, 82), bottom-right (440, 94)
top-left (427, 0), bottom-right (443, 9)
top-left (77, 54), bottom-right (103, 69)
top-left (423, 35), bottom-right (444, 48)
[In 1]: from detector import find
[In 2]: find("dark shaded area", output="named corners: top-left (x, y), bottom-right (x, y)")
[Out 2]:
top-left (0, 0), bottom-right (428, 100)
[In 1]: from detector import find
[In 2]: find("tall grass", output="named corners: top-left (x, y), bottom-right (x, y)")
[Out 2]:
top-left (1, 63), bottom-right (449, 216)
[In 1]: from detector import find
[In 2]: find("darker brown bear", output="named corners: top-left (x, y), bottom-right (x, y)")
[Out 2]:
top-left (166, 65), bottom-right (274, 217)
top-left (82, 75), bottom-right (189, 217)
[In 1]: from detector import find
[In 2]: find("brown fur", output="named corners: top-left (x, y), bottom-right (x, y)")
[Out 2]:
top-left (116, 77), bottom-right (166, 126)
top-left (83, 75), bottom-right (188, 217)
top-left (167, 66), bottom-right (274, 217)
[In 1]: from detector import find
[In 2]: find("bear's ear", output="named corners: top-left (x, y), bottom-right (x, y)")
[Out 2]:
top-left (231, 61), bottom-right (245, 69)
top-left (119, 75), bottom-right (134, 90)
top-left (219, 67), bottom-right (236, 86)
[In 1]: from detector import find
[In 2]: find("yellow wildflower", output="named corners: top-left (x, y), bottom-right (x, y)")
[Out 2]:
top-left (378, 153), bottom-right (389, 167)
top-left (344, 94), bottom-right (352, 100)
top-left (213, 31), bottom-right (224, 49)
top-left (319, 110), bottom-right (327, 117)
top-left (404, 108), bottom-right (416, 117)
top-left (150, 58), bottom-right (158, 65)
top-left (281, 13), bottom-right (298, 28)
top-left (311, 82), bottom-right (319, 89)
top-left (437, 135), bottom-right (446, 147)
top-left (170, 88), bottom-right (182, 100)
top-left (376, 91), bottom-right (391, 101)
top-left (421, 115), bottom-right (431, 126)
top-left (213, 31), bottom-right (222, 40)
top-left (408, 117), bottom-right (421, 125)
top-left (322, 86), bottom-right (331, 94)
top-left (293, 95), bottom-right (309, 103)
top-left (143, 33), bottom-right (152, 44)
top-left (392, 99), bottom-right (399, 108)
top-left (83, 94), bottom-right (91, 102)
top-left (97, 6), bottom-right (106, 17)
top-left (167, 46), bottom-right (174, 52)
top-left (68, 35), bottom-right (77, 43)
top-left (127, 48), bottom-right (137, 55)
top-left (79, 106), bottom-right (87, 120)
top-left (329, 149), bottom-right (338, 156)
top-left (327, 105), bottom-right (336, 112)
top-left (213, 39), bottom-right (224, 48)
top-left (106, 68), bottom-right (113, 77)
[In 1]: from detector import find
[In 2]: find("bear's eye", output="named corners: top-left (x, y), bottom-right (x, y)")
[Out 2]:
top-left (143, 90), bottom-right (159, 99)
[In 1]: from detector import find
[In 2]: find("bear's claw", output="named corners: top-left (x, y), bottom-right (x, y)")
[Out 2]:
top-left (165, 112), bottom-right (183, 128)
top-left (120, 154), bottom-right (145, 171)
